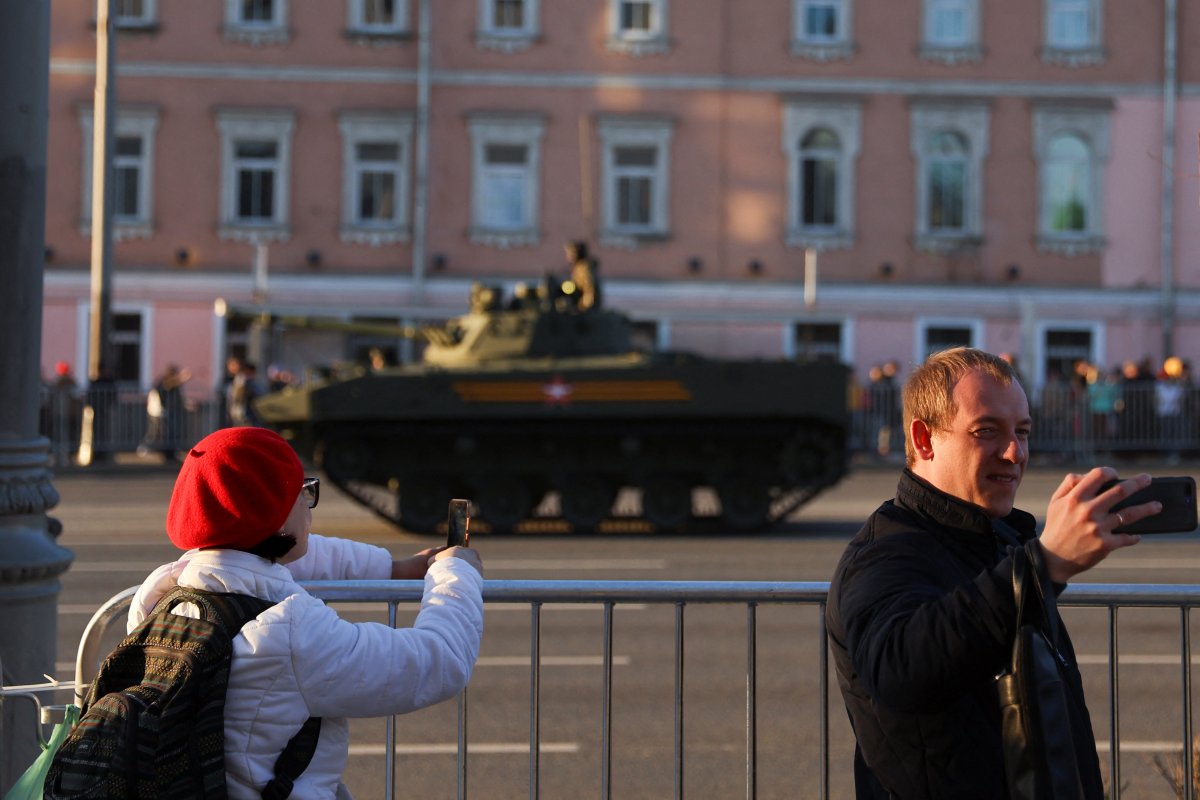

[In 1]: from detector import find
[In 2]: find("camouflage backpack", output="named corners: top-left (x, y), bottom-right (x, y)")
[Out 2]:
top-left (44, 586), bottom-right (321, 799)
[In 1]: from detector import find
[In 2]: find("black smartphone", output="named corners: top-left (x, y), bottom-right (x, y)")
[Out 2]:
top-left (1102, 476), bottom-right (1198, 534)
top-left (446, 499), bottom-right (471, 547)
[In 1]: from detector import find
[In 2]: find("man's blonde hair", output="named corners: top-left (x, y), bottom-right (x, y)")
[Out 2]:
top-left (903, 347), bottom-right (1021, 467)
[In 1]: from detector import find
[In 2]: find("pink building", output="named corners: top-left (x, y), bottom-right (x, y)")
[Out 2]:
top-left (40, 0), bottom-right (1200, 399)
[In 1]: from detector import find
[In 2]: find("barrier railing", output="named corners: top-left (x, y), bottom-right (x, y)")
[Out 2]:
top-left (6, 581), bottom-right (1200, 799)
top-left (38, 383), bottom-right (1200, 467)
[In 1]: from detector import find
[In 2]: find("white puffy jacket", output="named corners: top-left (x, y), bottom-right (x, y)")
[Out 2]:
top-left (128, 534), bottom-right (484, 799)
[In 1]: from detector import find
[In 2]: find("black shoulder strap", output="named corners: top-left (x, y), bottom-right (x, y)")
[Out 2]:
top-left (153, 585), bottom-right (323, 800)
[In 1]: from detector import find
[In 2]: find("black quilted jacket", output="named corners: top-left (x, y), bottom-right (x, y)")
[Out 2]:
top-left (825, 470), bottom-right (1103, 799)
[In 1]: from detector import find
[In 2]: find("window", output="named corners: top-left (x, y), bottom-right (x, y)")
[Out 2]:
top-left (348, 0), bottom-right (407, 36)
top-left (911, 103), bottom-right (989, 251)
top-left (79, 107), bottom-right (159, 240)
top-left (597, 117), bottom-right (673, 242)
top-left (918, 320), bottom-right (979, 360)
top-left (339, 113), bottom-right (413, 245)
top-left (793, 322), bottom-right (844, 362)
top-left (217, 110), bottom-right (294, 241)
top-left (1040, 326), bottom-right (1096, 387)
top-left (1033, 104), bottom-right (1110, 255)
top-left (1043, 0), bottom-right (1103, 65)
top-left (477, 0), bottom-right (539, 50)
top-left (607, 0), bottom-right (668, 55)
top-left (927, 132), bottom-right (967, 232)
top-left (921, 0), bottom-right (980, 62)
top-left (111, 311), bottom-right (147, 388)
top-left (791, 0), bottom-right (853, 60)
top-left (113, 0), bottom-right (157, 28)
top-left (468, 114), bottom-right (545, 247)
top-left (783, 101), bottom-right (861, 250)
top-left (224, 0), bottom-right (288, 44)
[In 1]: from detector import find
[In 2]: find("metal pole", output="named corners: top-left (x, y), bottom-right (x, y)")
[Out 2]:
top-left (1159, 0), bottom-right (1178, 359)
top-left (88, 0), bottom-right (116, 387)
top-left (0, 0), bottom-right (74, 791)
top-left (79, 0), bottom-right (117, 466)
top-left (410, 0), bottom-right (432, 302)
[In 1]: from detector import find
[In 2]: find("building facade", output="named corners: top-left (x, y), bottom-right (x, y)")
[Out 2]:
top-left (40, 0), bottom-right (1200, 401)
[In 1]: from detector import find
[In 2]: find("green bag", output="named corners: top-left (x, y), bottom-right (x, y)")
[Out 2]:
top-left (2, 703), bottom-right (79, 800)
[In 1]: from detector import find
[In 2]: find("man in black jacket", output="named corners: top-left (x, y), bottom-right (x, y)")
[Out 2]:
top-left (827, 347), bottom-right (1161, 799)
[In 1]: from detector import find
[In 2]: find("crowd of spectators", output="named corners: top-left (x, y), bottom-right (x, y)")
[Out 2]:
top-left (855, 354), bottom-right (1198, 463)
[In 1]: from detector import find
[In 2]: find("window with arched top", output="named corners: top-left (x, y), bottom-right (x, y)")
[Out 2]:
top-left (1033, 105), bottom-right (1109, 254)
top-left (910, 103), bottom-right (988, 250)
top-left (927, 131), bottom-right (968, 232)
top-left (800, 129), bottom-right (841, 228)
top-left (1046, 134), bottom-right (1089, 233)
top-left (783, 102), bottom-right (860, 250)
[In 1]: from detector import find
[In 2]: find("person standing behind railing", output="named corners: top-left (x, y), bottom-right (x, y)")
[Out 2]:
top-left (826, 347), bottom-right (1160, 800)
top-left (126, 427), bottom-right (484, 799)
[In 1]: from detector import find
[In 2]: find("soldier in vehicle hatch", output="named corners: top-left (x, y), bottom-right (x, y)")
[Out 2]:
top-left (562, 240), bottom-right (601, 312)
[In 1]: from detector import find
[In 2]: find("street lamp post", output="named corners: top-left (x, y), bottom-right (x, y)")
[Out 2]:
top-left (0, 0), bottom-right (74, 791)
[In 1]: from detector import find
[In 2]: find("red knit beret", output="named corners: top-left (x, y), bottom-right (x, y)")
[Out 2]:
top-left (167, 427), bottom-right (304, 551)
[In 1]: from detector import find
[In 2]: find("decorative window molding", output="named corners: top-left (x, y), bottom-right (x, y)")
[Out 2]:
top-left (339, 112), bottom-right (414, 246)
top-left (790, 0), bottom-right (854, 61)
top-left (79, 106), bottom-right (159, 241)
top-left (597, 116), bottom-right (673, 245)
top-left (910, 101), bottom-right (989, 253)
top-left (112, 0), bottom-right (158, 29)
top-left (607, 0), bottom-right (670, 56)
top-left (916, 316), bottom-right (982, 361)
top-left (346, 0), bottom-right (408, 39)
top-left (1041, 0), bottom-right (1104, 66)
top-left (1032, 102), bottom-right (1110, 256)
top-left (476, 0), bottom-right (540, 52)
top-left (223, 0), bottom-right (289, 45)
top-left (920, 0), bottom-right (981, 64)
top-left (782, 100), bottom-right (860, 251)
top-left (468, 113), bottom-right (546, 248)
top-left (216, 109), bottom-right (294, 243)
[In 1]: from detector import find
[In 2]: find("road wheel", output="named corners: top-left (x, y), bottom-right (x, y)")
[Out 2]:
top-left (475, 477), bottom-right (531, 533)
top-left (561, 476), bottom-right (614, 531)
top-left (399, 477), bottom-right (453, 534)
top-left (718, 473), bottom-right (771, 531)
top-left (642, 474), bottom-right (692, 530)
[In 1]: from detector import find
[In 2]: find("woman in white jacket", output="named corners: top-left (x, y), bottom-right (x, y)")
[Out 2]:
top-left (128, 426), bottom-right (484, 799)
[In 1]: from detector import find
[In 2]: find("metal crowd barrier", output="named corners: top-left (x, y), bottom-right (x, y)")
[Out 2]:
top-left (8, 581), bottom-right (1200, 799)
top-left (37, 383), bottom-right (1200, 467)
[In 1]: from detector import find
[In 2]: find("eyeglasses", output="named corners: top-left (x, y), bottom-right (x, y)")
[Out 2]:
top-left (302, 477), bottom-right (320, 509)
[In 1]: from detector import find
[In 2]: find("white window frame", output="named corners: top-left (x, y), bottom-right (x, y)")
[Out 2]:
top-left (787, 319), bottom-right (850, 363)
top-left (1042, 0), bottom-right (1104, 66)
top-left (338, 113), bottom-right (414, 245)
top-left (782, 101), bottom-right (860, 250)
top-left (920, 0), bottom-right (981, 63)
top-left (112, 0), bottom-right (158, 28)
top-left (791, 0), bottom-right (853, 61)
top-left (1033, 321), bottom-right (1103, 396)
top-left (1033, 104), bottom-right (1110, 255)
top-left (477, 0), bottom-right (540, 52)
top-left (607, 0), bottom-right (669, 56)
top-left (468, 113), bottom-right (545, 248)
top-left (347, 0), bottom-right (408, 37)
top-left (216, 109), bottom-right (294, 242)
top-left (597, 116), bottom-right (673, 245)
top-left (79, 106), bottom-right (159, 241)
top-left (224, 0), bottom-right (288, 45)
top-left (911, 103), bottom-right (989, 252)
top-left (914, 316), bottom-right (983, 363)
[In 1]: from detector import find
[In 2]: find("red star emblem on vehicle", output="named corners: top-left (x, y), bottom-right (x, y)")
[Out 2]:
top-left (542, 376), bottom-right (573, 405)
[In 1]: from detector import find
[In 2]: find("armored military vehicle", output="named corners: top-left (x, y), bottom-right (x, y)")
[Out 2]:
top-left (254, 269), bottom-right (850, 535)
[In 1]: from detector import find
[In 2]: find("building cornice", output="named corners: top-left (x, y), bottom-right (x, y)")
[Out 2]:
top-left (49, 58), bottom-right (1183, 99)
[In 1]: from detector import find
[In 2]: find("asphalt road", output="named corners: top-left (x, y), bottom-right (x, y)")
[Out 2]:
top-left (40, 462), bottom-right (1200, 799)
